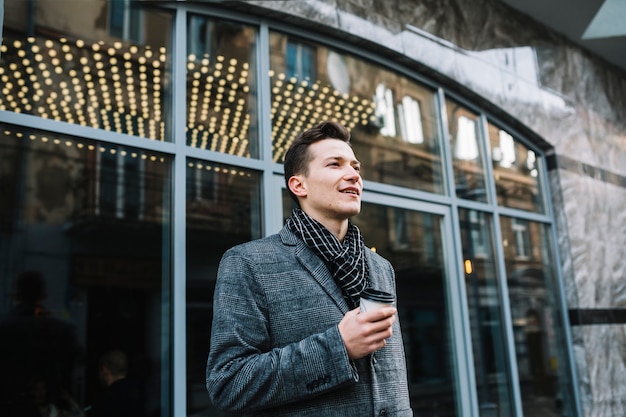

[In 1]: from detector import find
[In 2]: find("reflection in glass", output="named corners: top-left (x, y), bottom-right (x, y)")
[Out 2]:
top-left (186, 16), bottom-right (258, 157)
top-left (270, 32), bottom-right (445, 194)
top-left (186, 160), bottom-right (262, 415)
top-left (500, 217), bottom-right (574, 417)
top-left (487, 123), bottom-right (544, 212)
top-left (281, 193), bottom-right (459, 416)
top-left (446, 101), bottom-right (488, 202)
top-left (1, 0), bottom-right (172, 142)
top-left (356, 203), bottom-right (457, 415)
top-left (459, 209), bottom-right (513, 416)
top-left (0, 124), bottom-right (172, 416)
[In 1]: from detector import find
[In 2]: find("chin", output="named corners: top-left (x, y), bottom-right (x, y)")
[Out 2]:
top-left (344, 206), bottom-right (361, 217)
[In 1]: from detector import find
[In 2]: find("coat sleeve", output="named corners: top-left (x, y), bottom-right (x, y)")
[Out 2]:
top-left (206, 247), bottom-right (358, 413)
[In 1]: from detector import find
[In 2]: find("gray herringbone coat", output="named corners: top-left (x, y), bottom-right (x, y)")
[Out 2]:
top-left (206, 226), bottom-right (413, 417)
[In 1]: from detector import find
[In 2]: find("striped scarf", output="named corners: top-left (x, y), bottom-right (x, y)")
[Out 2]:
top-left (287, 208), bottom-right (368, 308)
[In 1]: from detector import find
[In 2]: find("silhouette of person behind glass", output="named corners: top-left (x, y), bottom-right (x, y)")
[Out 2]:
top-left (90, 350), bottom-right (143, 417)
top-left (0, 270), bottom-right (80, 416)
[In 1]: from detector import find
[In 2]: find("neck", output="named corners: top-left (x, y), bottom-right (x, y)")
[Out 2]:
top-left (296, 207), bottom-right (349, 241)
top-left (325, 220), bottom-right (349, 242)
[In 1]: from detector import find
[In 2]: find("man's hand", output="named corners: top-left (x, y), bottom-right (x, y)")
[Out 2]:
top-left (338, 307), bottom-right (396, 359)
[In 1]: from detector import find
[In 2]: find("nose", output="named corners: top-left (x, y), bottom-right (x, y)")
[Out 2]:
top-left (345, 166), bottom-right (361, 183)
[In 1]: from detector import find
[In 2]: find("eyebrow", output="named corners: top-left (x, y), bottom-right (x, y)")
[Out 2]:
top-left (324, 155), bottom-right (361, 165)
top-left (325, 155), bottom-right (361, 166)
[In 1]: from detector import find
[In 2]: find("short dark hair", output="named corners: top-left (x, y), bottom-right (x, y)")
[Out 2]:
top-left (14, 270), bottom-right (47, 304)
top-left (283, 121), bottom-right (351, 203)
top-left (99, 350), bottom-right (128, 377)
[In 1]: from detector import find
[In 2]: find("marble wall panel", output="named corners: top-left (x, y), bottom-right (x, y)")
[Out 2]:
top-left (569, 326), bottom-right (592, 416)
top-left (247, 0), bottom-right (341, 28)
top-left (398, 26), bottom-right (459, 81)
top-left (549, 171), bottom-right (579, 308)
top-left (334, 8), bottom-right (404, 52)
top-left (338, 0), bottom-right (403, 34)
top-left (581, 324), bottom-right (626, 416)
top-left (558, 170), bottom-right (626, 309)
top-left (586, 109), bottom-right (626, 178)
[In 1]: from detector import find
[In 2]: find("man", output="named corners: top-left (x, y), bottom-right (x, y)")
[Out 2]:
top-left (91, 350), bottom-right (143, 417)
top-left (206, 121), bottom-right (412, 416)
top-left (0, 270), bottom-right (80, 416)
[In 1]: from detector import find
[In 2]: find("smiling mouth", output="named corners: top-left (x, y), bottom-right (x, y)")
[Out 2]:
top-left (341, 189), bottom-right (359, 195)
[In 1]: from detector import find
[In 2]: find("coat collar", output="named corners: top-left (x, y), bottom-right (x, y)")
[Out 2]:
top-left (279, 226), bottom-right (350, 313)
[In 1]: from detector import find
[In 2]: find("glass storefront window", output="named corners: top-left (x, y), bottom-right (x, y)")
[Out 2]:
top-left (186, 16), bottom-right (258, 157)
top-left (487, 122), bottom-right (544, 212)
top-left (500, 216), bottom-right (573, 417)
top-left (459, 209), bottom-right (514, 416)
top-left (185, 160), bottom-right (262, 415)
top-left (1, 0), bottom-right (172, 142)
top-left (355, 204), bottom-right (456, 415)
top-left (282, 192), bottom-right (459, 415)
top-left (270, 32), bottom-right (445, 194)
top-left (446, 102), bottom-right (488, 202)
top-left (0, 124), bottom-right (172, 416)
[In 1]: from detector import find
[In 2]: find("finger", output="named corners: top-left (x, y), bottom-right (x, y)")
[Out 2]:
top-left (360, 307), bottom-right (396, 321)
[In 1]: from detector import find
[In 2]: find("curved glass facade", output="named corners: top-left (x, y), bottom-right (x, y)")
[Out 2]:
top-left (0, 2), bottom-right (575, 416)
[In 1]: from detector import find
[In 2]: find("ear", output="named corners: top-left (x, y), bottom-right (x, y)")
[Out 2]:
top-left (288, 175), bottom-right (307, 198)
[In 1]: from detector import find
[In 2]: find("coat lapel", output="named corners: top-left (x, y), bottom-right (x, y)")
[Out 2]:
top-left (280, 227), bottom-right (350, 314)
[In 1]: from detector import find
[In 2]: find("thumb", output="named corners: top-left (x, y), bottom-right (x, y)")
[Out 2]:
top-left (345, 307), bottom-right (361, 317)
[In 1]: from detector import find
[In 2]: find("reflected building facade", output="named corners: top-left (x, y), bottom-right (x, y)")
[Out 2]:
top-left (1, 1), bottom-right (624, 416)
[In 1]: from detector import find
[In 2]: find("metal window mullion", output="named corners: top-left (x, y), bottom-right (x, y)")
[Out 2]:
top-left (478, 113), bottom-right (524, 416)
top-left (437, 89), bottom-right (479, 416)
top-left (477, 115), bottom-right (497, 206)
top-left (171, 6), bottom-right (188, 417)
top-left (447, 204), bottom-right (480, 416)
top-left (257, 21), bottom-right (281, 237)
top-left (116, 150), bottom-right (124, 218)
top-left (437, 88), bottom-right (455, 198)
top-left (491, 205), bottom-right (524, 417)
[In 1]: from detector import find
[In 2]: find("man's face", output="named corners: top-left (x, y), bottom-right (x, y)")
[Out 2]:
top-left (291, 139), bottom-right (363, 223)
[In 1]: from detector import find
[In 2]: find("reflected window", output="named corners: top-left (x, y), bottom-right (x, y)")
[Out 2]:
top-left (287, 39), bottom-right (316, 81)
top-left (469, 210), bottom-right (489, 257)
top-left (187, 161), bottom-right (218, 202)
top-left (459, 209), bottom-right (514, 416)
top-left (282, 193), bottom-right (459, 415)
top-left (0, 2), bottom-right (172, 142)
top-left (270, 31), bottom-right (445, 194)
top-left (186, 16), bottom-right (258, 157)
top-left (0, 124), bottom-right (172, 417)
top-left (375, 83), bottom-right (397, 137)
top-left (98, 147), bottom-right (144, 219)
top-left (186, 161), bottom-right (262, 415)
top-left (500, 217), bottom-right (574, 417)
top-left (512, 218), bottom-right (531, 259)
top-left (446, 101), bottom-right (487, 202)
top-left (487, 123), bottom-right (544, 212)
top-left (455, 116), bottom-right (479, 160)
top-left (353, 203), bottom-right (457, 416)
top-left (109, 0), bottom-right (142, 42)
top-left (496, 130), bottom-right (516, 168)
top-left (392, 207), bottom-right (410, 249)
top-left (398, 96), bottom-right (425, 144)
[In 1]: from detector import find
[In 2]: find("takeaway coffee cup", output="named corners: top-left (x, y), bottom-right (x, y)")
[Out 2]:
top-left (360, 288), bottom-right (394, 312)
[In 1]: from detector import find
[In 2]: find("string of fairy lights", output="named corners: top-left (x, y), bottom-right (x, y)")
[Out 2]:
top-left (0, 34), bottom-right (377, 163)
